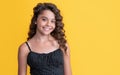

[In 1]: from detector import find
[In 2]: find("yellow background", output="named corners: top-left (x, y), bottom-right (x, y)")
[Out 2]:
top-left (0, 0), bottom-right (120, 75)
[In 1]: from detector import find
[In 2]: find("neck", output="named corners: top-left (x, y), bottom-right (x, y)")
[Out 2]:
top-left (33, 33), bottom-right (52, 43)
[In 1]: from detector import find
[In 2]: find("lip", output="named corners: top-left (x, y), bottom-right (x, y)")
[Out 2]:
top-left (43, 26), bottom-right (53, 31)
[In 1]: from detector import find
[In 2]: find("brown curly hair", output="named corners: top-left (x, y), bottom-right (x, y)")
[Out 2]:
top-left (27, 3), bottom-right (67, 52)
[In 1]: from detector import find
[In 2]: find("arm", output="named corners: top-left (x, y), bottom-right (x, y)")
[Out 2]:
top-left (63, 43), bottom-right (72, 75)
top-left (18, 43), bottom-right (28, 75)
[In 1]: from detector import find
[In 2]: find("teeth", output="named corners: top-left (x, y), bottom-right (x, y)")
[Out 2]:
top-left (43, 27), bottom-right (52, 31)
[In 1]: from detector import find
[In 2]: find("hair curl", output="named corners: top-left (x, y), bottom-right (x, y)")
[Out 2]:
top-left (27, 3), bottom-right (67, 52)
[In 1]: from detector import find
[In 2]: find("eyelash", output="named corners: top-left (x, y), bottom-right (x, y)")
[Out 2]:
top-left (41, 18), bottom-right (56, 23)
top-left (42, 18), bottom-right (46, 21)
top-left (51, 21), bottom-right (56, 23)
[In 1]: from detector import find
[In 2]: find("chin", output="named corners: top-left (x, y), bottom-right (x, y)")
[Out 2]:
top-left (39, 29), bottom-right (54, 35)
top-left (42, 31), bottom-right (52, 35)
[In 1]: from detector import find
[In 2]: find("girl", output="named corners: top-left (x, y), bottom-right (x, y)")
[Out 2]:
top-left (18, 2), bottom-right (72, 75)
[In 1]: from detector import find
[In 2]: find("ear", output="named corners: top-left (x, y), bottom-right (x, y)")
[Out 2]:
top-left (35, 21), bottom-right (37, 24)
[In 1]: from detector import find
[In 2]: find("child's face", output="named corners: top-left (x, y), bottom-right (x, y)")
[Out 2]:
top-left (35, 10), bottom-right (56, 35)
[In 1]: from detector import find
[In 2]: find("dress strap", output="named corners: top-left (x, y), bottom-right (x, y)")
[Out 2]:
top-left (25, 42), bottom-right (31, 52)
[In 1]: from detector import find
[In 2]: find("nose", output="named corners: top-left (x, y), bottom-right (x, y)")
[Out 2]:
top-left (47, 20), bottom-right (51, 26)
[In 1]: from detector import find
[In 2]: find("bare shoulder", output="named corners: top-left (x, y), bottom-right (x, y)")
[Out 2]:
top-left (61, 42), bottom-right (71, 56)
top-left (66, 42), bottom-right (70, 49)
top-left (65, 42), bottom-right (71, 56)
top-left (18, 42), bottom-right (29, 56)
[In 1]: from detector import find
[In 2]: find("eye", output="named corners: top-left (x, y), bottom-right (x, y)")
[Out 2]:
top-left (42, 18), bottom-right (47, 21)
top-left (51, 20), bottom-right (56, 23)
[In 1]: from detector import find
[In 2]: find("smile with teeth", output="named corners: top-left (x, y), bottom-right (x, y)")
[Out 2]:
top-left (43, 26), bottom-right (53, 31)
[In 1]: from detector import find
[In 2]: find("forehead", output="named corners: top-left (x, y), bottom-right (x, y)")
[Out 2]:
top-left (38, 10), bottom-right (55, 19)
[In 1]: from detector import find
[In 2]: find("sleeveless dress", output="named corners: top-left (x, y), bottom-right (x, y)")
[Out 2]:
top-left (25, 42), bottom-right (64, 75)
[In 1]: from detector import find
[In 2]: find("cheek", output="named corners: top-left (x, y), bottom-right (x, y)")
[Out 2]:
top-left (37, 21), bottom-right (46, 27)
top-left (53, 24), bottom-right (56, 29)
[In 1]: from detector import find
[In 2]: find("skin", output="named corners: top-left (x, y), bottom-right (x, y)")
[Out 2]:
top-left (18, 10), bottom-right (72, 75)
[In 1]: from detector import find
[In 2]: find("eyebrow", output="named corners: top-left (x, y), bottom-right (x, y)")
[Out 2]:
top-left (40, 16), bottom-right (55, 20)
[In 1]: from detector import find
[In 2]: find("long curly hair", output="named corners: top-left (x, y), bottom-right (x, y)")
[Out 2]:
top-left (27, 3), bottom-right (67, 52)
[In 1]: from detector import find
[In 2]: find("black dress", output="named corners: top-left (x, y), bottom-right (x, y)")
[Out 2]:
top-left (26, 42), bottom-right (64, 75)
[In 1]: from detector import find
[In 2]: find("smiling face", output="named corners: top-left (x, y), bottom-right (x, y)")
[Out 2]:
top-left (35, 10), bottom-right (56, 35)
